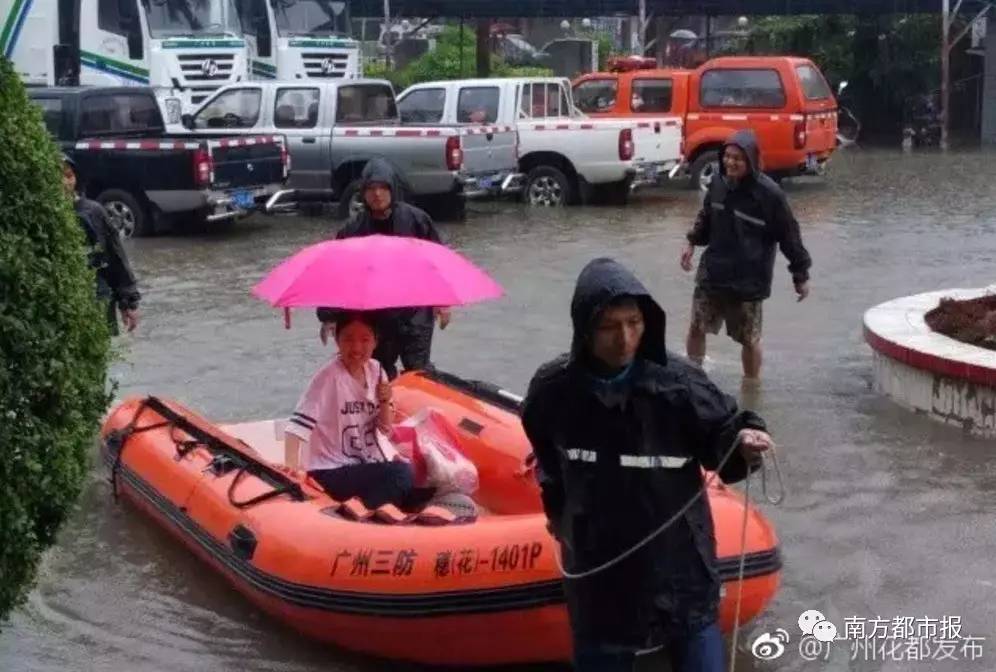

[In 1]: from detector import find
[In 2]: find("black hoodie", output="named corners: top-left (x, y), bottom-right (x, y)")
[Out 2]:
top-left (334, 158), bottom-right (440, 241)
top-left (521, 257), bottom-right (768, 643)
top-left (317, 159), bottom-right (442, 327)
top-left (75, 198), bottom-right (141, 313)
top-left (687, 129), bottom-right (812, 301)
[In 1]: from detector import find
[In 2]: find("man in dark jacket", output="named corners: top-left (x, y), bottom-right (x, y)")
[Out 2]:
top-left (62, 156), bottom-right (141, 334)
top-left (680, 129), bottom-right (811, 384)
top-left (317, 158), bottom-right (451, 378)
top-left (521, 257), bottom-right (774, 672)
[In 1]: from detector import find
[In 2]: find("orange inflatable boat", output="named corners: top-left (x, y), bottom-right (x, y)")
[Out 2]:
top-left (100, 369), bottom-right (781, 667)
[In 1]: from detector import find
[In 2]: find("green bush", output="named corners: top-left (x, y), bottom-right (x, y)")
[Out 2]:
top-left (0, 58), bottom-right (111, 619)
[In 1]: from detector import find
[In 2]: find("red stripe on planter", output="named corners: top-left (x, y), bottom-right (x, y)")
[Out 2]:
top-left (864, 325), bottom-right (996, 386)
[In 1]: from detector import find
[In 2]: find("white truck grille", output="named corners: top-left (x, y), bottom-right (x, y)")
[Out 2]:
top-left (177, 53), bottom-right (238, 104)
top-left (302, 53), bottom-right (349, 78)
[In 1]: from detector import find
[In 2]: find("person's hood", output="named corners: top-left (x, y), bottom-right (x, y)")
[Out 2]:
top-left (569, 257), bottom-right (667, 370)
top-left (719, 128), bottom-right (761, 179)
top-left (360, 158), bottom-right (407, 206)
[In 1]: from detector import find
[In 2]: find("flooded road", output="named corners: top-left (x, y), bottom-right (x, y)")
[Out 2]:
top-left (3, 148), bottom-right (996, 671)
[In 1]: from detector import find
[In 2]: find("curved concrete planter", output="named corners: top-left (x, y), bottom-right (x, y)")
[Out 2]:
top-left (863, 286), bottom-right (996, 438)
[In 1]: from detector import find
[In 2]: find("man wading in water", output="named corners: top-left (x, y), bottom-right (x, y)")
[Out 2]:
top-left (680, 129), bottom-right (812, 386)
top-left (522, 257), bottom-right (775, 671)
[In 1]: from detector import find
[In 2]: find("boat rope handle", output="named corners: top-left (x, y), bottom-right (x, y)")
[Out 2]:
top-left (226, 466), bottom-right (302, 509)
top-left (106, 401), bottom-right (170, 502)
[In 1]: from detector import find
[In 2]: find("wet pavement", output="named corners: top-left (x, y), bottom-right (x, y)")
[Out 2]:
top-left (2, 148), bottom-right (996, 672)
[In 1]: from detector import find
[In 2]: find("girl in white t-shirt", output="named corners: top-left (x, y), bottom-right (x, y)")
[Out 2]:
top-left (284, 312), bottom-right (415, 509)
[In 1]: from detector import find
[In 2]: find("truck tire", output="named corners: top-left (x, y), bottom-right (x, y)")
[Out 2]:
top-left (523, 166), bottom-right (570, 207)
top-left (335, 179), bottom-right (366, 221)
top-left (689, 150), bottom-right (720, 192)
top-left (96, 189), bottom-right (152, 238)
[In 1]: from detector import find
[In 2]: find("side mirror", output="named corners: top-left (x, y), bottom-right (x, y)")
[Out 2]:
top-left (256, 16), bottom-right (272, 57)
top-left (118, 0), bottom-right (143, 59)
top-left (181, 113), bottom-right (194, 129)
top-left (124, 19), bottom-right (143, 59)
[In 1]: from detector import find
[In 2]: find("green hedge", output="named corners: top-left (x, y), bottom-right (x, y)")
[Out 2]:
top-left (0, 58), bottom-right (111, 619)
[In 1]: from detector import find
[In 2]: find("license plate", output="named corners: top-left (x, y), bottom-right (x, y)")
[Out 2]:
top-left (645, 166), bottom-right (657, 181)
top-left (232, 190), bottom-right (255, 209)
top-left (806, 155), bottom-right (818, 172)
top-left (478, 177), bottom-right (494, 190)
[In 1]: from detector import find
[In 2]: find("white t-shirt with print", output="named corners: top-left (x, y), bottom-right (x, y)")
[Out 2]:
top-left (285, 358), bottom-right (390, 470)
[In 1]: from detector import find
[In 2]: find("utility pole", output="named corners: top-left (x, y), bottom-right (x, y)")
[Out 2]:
top-left (638, 0), bottom-right (646, 53)
top-left (383, 0), bottom-right (392, 70)
top-left (942, 0), bottom-right (951, 150)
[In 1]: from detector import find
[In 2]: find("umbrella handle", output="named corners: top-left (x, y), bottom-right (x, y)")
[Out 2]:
top-left (284, 307), bottom-right (291, 330)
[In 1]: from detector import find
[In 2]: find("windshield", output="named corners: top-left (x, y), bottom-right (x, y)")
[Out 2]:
top-left (272, 0), bottom-right (348, 37)
top-left (143, 0), bottom-right (243, 38)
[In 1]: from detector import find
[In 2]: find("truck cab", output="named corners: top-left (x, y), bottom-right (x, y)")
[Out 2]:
top-left (3, 0), bottom-right (250, 111)
top-left (233, 0), bottom-right (362, 81)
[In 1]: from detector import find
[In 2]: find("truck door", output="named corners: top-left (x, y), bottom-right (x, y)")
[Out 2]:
top-left (273, 86), bottom-right (326, 189)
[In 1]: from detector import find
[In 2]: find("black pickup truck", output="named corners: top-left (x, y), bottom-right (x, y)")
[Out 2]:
top-left (29, 86), bottom-right (289, 237)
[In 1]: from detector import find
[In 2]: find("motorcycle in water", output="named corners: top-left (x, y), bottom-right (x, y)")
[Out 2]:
top-left (835, 81), bottom-right (861, 148)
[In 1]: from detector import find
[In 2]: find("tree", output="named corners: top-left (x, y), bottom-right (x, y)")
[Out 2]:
top-left (743, 14), bottom-right (944, 140)
top-left (0, 57), bottom-right (111, 619)
top-left (366, 26), bottom-right (553, 91)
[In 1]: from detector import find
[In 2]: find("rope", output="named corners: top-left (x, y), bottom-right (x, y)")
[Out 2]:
top-left (553, 434), bottom-right (754, 580)
top-left (550, 437), bottom-right (786, 672)
top-left (227, 467), bottom-right (300, 509)
top-left (729, 467), bottom-right (751, 672)
top-left (107, 402), bottom-right (171, 502)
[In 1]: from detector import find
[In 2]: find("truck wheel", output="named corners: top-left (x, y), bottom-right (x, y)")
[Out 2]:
top-left (335, 180), bottom-right (366, 221)
top-left (96, 189), bottom-right (151, 238)
top-left (689, 151), bottom-right (720, 192)
top-left (524, 166), bottom-right (570, 207)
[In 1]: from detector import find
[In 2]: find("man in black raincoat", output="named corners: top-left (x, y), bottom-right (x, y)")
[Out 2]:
top-left (62, 155), bottom-right (141, 334)
top-left (680, 129), bottom-right (811, 383)
top-left (521, 257), bottom-right (774, 672)
top-left (317, 158), bottom-right (451, 379)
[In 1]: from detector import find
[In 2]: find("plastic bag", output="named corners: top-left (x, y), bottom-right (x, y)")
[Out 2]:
top-left (390, 409), bottom-right (479, 496)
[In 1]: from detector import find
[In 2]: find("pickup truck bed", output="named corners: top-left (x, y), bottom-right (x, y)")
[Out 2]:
top-left (30, 85), bottom-right (288, 237)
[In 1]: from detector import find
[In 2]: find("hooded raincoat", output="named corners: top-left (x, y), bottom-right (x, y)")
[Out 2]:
top-left (520, 258), bottom-right (768, 647)
top-left (687, 130), bottom-right (812, 302)
top-left (317, 159), bottom-right (443, 378)
top-left (75, 198), bottom-right (141, 334)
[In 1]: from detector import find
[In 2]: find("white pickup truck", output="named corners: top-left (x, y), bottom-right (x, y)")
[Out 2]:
top-left (397, 77), bottom-right (683, 207)
top-left (177, 79), bottom-right (520, 219)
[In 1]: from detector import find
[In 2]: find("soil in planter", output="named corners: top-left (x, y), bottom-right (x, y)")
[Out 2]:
top-left (923, 294), bottom-right (996, 351)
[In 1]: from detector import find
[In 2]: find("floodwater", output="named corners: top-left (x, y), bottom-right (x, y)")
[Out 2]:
top-left (2, 148), bottom-right (996, 672)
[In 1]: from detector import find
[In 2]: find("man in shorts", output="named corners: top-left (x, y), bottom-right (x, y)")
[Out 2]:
top-left (680, 130), bottom-right (812, 384)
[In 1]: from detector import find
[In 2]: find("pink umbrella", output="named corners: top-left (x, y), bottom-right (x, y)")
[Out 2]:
top-left (252, 235), bottom-right (504, 325)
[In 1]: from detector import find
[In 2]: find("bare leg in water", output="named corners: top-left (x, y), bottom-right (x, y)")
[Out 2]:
top-left (742, 339), bottom-right (762, 387)
top-left (686, 324), bottom-right (707, 366)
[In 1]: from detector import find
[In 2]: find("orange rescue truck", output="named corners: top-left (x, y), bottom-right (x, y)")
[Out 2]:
top-left (573, 55), bottom-right (839, 190)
